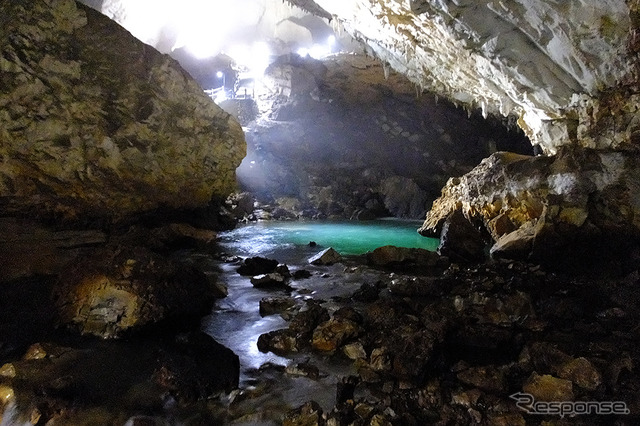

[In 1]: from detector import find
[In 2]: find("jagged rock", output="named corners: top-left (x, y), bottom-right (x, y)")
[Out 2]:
top-left (52, 246), bottom-right (214, 338)
top-left (257, 329), bottom-right (299, 356)
top-left (556, 357), bottom-right (602, 391)
top-left (456, 365), bottom-right (506, 393)
top-left (522, 373), bottom-right (574, 402)
top-left (150, 223), bottom-right (217, 249)
top-left (259, 297), bottom-right (297, 317)
top-left (23, 343), bottom-right (48, 361)
top-left (333, 307), bottom-right (363, 324)
top-left (0, 364), bottom-right (16, 379)
top-left (237, 257), bottom-right (279, 276)
top-left (0, 218), bottom-right (106, 283)
top-left (420, 149), bottom-right (640, 266)
top-left (351, 282), bottom-right (380, 302)
top-left (288, 1), bottom-right (639, 153)
top-left (0, 0), bottom-right (245, 222)
top-left (283, 401), bottom-right (323, 426)
top-left (437, 210), bottom-right (487, 263)
top-left (0, 385), bottom-right (15, 410)
top-left (153, 331), bottom-right (239, 400)
top-left (250, 273), bottom-right (288, 289)
top-left (343, 342), bottom-right (367, 360)
top-left (227, 192), bottom-right (255, 219)
top-left (367, 245), bottom-right (443, 269)
top-left (275, 264), bottom-right (292, 278)
top-left (308, 248), bottom-right (342, 265)
top-left (235, 53), bottom-right (529, 220)
top-left (311, 318), bottom-right (361, 352)
top-left (293, 269), bottom-right (313, 279)
top-left (289, 303), bottom-right (330, 335)
top-left (380, 176), bottom-right (429, 219)
top-left (285, 360), bottom-right (322, 380)
top-left (369, 348), bottom-right (391, 372)
top-left (388, 275), bottom-right (446, 297)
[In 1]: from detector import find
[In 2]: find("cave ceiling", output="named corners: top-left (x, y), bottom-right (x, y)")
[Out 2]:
top-left (286, 0), bottom-right (640, 153)
top-left (86, 0), bottom-right (640, 153)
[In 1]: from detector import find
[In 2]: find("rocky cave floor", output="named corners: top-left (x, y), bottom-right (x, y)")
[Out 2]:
top-left (1, 234), bottom-right (640, 425)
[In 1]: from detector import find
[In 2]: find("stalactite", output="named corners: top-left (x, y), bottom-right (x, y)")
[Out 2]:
top-left (331, 17), bottom-right (344, 37)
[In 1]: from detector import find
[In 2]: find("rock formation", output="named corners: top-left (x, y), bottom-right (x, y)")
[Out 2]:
top-left (290, 0), bottom-right (640, 154)
top-left (0, 0), bottom-right (245, 223)
top-left (232, 53), bottom-right (530, 219)
top-left (419, 149), bottom-right (640, 264)
top-left (283, 0), bottom-right (640, 261)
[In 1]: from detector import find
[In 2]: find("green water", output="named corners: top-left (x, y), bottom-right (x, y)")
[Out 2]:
top-left (219, 219), bottom-right (439, 257)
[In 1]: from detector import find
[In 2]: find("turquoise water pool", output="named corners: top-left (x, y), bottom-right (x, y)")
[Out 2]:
top-left (219, 219), bottom-right (439, 257)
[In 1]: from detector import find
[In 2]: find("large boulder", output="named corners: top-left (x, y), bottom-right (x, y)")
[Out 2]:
top-left (0, 0), bottom-right (245, 222)
top-left (52, 245), bottom-right (216, 338)
top-left (419, 149), bottom-right (640, 265)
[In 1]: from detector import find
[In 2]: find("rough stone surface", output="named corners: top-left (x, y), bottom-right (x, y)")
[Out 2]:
top-left (308, 247), bottom-right (342, 265)
top-left (291, 0), bottom-right (640, 154)
top-left (419, 149), bottom-right (640, 263)
top-left (52, 245), bottom-right (215, 338)
top-left (0, 0), bottom-right (245, 222)
top-left (367, 245), bottom-right (442, 269)
top-left (236, 53), bottom-right (530, 220)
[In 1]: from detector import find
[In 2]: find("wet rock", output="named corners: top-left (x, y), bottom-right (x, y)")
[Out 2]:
top-left (312, 318), bottom-right (361, 352)
top-left (456, 365), bottom-right (506, 393)
top-left (522, 373), bottom-right (574, 401)
top-left (153, 331), bottom-right (239, 401)
top-left (370, 348), bottom-right (392, 372)
top-left (289, 303), bottom-right (330, 336)
top-left (308, 248), bottom-right (342, 266)
top-left (557, 357), bottom-right (602, 391)
top-left (336, 376), bottom-right (359, 404)
top-left (388, 275), bottom-right (446, 297)
top-left (276, 264), bottom-right (292, 278)
top-left (285, 360), bottom-right (322, 380)
top-left (486, 413), bottom-right (526, 426)
top-left (0, 364), bottom-right (16, 379)
top-left (367, 245), bottom-right (443, 270)
top-left (525, 342), bottom-right (572, 373)
top-left (259, 297), bottom-right (296, 317)
top-left (227, 192), bottom-right (255, 219)
top-left (283, 400), bottom-right (324, 426)
top-left (251, 273), bottom-right (288, 288)
top-left (392, 329), bottom-right (442, 382)
top-left (437, 210), bottom-right (488, 263)
top-left (53, 246), bottom-right (214, 338)
top-left (237, 257), bottom-right (279, 276)
top-left (343, 342), bottom-right (367, 360)
top-left (351, 282), bottom-right (380, 302)
top-left (0, 385), bottom-right (15, 408)
top-left (257, 329), bottom-right (299, 355)
top-left (293, 269), bottom-right (313, 279)
top-left (332, 307), bottom-right (363, 324)
top-left (420, 150), bottom-right (640, 267)
top-left (23, 343), bottom-right (48, 360)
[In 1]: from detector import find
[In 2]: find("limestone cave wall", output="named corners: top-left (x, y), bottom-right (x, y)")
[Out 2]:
top-left (290, 0), bottom-right (640, 154)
